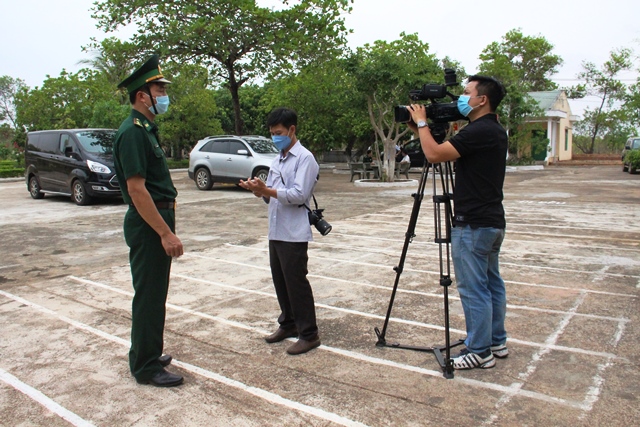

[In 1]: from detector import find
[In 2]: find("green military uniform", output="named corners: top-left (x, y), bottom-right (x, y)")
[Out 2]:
top-left (113, 55), bottom-right (177, 382)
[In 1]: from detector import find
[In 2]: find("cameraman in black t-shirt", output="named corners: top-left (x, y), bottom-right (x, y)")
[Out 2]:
top-left (407, 75), bottom-right (508, 370)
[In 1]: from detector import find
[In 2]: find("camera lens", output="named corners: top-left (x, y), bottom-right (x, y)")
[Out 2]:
top-left (315, 219), bottom-right (332, 236)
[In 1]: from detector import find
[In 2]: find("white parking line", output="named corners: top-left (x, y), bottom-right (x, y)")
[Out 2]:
top-left (183, 253), bottom-right (630, 323)
top-left (65, 275), bottom-right (617, 408)
top-left (0, 368), bottom-right (96, 427)
top-left (483, 292), bottom-right (588, 425)
top-left (327, 228), bottom-right (640, 253)
top-left (579, 320), bottom-right (626, 418)
top-left (222, 243), bottom-right (638, 298)
top-left (0, 289), bottom-right (369, 427)
top-left (166, 272), bottom-right (623, 360)
top-left (306, 240), bottom-right (640, 280)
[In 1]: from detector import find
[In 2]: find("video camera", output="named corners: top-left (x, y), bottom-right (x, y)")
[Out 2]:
top-left (394, 69), bottom-right (467, 134)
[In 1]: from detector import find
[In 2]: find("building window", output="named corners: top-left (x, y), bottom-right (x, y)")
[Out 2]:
top-left (565, 128), bottom-right (569, 151)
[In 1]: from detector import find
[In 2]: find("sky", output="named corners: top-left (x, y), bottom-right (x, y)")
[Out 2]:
top-left (1, 0), bottom-right (639, 118)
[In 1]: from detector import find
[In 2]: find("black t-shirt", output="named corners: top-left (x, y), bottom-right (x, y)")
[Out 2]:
top-left (448, 113), bottom-right (507, 229)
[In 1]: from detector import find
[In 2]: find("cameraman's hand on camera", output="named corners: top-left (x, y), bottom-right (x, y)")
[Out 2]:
top-left (409, 104), bottom-right (427, 122)
top-left (405, 104), bottom-right (427, 134)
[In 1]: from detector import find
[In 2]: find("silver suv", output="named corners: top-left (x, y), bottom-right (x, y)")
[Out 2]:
top-left (188, 135), bottom-right (278, 190)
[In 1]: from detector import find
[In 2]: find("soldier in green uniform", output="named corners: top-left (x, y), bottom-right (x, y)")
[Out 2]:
top-left (114, 55), bottom-right (184, 387)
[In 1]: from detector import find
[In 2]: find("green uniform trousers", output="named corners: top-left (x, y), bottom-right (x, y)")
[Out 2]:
top-left (124, 206), bottom-right (174, 381)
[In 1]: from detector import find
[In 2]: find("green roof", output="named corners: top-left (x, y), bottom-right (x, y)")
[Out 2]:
top-left (527, 90), bottom-right (562, 111)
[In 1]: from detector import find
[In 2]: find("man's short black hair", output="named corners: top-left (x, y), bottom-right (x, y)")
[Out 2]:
top-left (467, 75), bottom-right (507, 112)
top-left (128, 84), bottom-right (151, 105)
top-left (267, 108), bottom-right (297, 129)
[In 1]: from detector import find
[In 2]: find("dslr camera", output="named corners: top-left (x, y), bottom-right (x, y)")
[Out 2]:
top-left (309, 208), bottom-right (332, 236)
top-left (394, 69), bottom-right (467, 141)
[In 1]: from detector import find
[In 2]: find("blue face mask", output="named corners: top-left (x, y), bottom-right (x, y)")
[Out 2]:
top-left (148, 95), bottom-right (170, 115)
top-left (272, 134), bottom-right (292, 151)
top-left (457, 95), bottom-right (474, 117)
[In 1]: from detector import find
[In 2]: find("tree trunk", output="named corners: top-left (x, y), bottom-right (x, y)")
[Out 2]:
top-left (589, 123), bottom-right (599, 154)
top-left (227, 67), bottom-right (244, 136)
top-left (383, 142), bottom-right (396, 182)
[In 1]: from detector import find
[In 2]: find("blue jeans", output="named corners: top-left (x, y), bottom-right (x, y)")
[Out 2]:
top-left (451, 225), bottom-right (506, 354)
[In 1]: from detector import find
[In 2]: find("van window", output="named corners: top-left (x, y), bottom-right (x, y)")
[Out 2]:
top-left (632, 139), bottom-right (640, 150)
top-left (27, 132), bottom-right (60, 154)
top-left (60, 134), bottom-right (75, 154)
top-left (74, 130), bottom-right (115, 155)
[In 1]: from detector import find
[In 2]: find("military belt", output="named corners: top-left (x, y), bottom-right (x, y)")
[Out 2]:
top-left (130, 200), bottom-right (176, 210)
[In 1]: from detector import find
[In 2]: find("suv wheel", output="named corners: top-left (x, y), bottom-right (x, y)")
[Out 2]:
top-left (195, 167), bottom-right (213, 190)
top-left (29, 176), bottom-right (44, 199)
top-left (254, 168), bottom-right (269, 183)
top-left (623, 163), bottom-right (629, 172)
top-left (71, 180), bottom-right (92, 205)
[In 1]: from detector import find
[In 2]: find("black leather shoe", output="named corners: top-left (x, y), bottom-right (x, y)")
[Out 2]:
top-left (265, 327), bottom-right (298, 343)
top-left (286, 337), bottom-right (321, 355)
top-left (158, 354), bottom-right (172, 367)
top-left (137, 369), bottom-right (184, 387)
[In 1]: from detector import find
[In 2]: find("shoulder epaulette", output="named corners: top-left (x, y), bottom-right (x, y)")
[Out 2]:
top-left (133, 118), bottom-right (143, 128)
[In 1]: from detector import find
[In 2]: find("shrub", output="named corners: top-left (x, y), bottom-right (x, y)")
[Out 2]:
top-left (166, 159), bottom-right (189, 169)
top-left (0, 158), bottom-right (24, 178)
top-left (624, 150), bottom-right (640, 172)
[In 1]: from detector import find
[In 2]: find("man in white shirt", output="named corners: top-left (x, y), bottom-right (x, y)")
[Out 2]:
top-left (239, 108), bottom-right (321, 355)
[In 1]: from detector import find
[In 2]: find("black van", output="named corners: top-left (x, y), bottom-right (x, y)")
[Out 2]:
top-left (25, 129), bottom-right (121, 205)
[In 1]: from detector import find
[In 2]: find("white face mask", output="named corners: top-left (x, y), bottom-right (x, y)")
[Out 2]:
top-left (143, 93), bottom-right (170, 115)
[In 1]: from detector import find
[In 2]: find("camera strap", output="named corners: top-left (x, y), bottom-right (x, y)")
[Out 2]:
top-left (279, 174), bottom-right (321, 213)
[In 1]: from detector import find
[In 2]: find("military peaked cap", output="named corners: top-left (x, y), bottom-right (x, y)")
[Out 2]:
top-left (118, 54), bottom-right (171, 94)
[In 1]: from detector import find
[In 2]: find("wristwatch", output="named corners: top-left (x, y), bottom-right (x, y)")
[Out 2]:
top-left (417, 120), bottom-right (428, 128)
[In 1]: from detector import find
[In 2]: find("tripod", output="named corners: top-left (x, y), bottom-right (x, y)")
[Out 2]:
top-left (374, 158), bottom-right (464, 379)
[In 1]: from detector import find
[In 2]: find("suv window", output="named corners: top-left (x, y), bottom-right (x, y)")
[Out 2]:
top-left (201, 139), bottom-right (229, 154)
top-left (229, 140), bottom-right (247, 155)
top-left (245, 137), bottom-right (278, 154)
top-left (632, 139), bottom-right (640, 150)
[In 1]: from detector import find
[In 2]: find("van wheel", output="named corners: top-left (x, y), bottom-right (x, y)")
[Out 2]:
top-left (254, 168), bottom-right (269, 183)
top-left (29, 176), bottom-right (44, 199)
top-left (623, 163), bottom-right (628, 172)
top-left (195, 167), bottom-right (213, 190)
top-left (71, 180), bottom-right (92, 205)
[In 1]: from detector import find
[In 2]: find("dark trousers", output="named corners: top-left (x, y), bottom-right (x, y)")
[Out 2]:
top-left (269, 240), bottom-right (318, 340)
top-left (124, 207), bottom-right (174, 381)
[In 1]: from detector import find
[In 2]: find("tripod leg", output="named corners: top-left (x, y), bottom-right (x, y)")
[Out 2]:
top-left (375, 163), bottom-right (430, 346)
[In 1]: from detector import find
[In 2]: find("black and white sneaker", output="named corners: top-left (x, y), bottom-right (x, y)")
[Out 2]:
top-left (490, 344), bottom-right (509, 359)
top-left (452, 348), bottom-right (495, 370)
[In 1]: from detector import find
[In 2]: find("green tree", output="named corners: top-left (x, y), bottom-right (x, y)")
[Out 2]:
top-left (0, 76), bottom-right (27, 129)
top-left (625, 81), bottom-right (640, 128)
top-left (213, 84), bottom-right (270, 136)
top-left (567, 47), bottom-right (634, 154)
top-left (157, 64), bottom-right (223, 159)
top-left (15, 69), bottom-right (112, 131)
top-left (346, 32), bottom-right (442, 181)
top-left (92, 0), bottom-right (354, 135)
top-left (80, 37), bottom-right (140, 105)
top-left (262, 58), bottom-right (369, 156)
top-left (87, 99), bottom-right (130, 129)
top-left (479, 29), bottom-right (562, 157)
